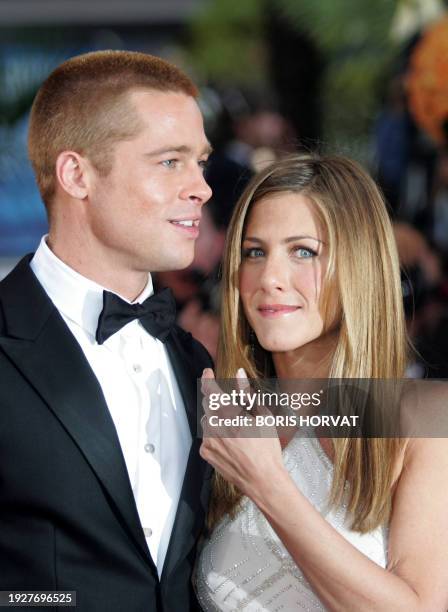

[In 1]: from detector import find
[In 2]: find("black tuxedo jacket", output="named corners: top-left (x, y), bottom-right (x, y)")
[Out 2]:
top-left (0, 256), bottom-right (213, 611)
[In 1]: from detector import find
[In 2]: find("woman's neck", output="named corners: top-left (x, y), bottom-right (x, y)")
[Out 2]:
top-left (272, 330), bottom-right (338, 379)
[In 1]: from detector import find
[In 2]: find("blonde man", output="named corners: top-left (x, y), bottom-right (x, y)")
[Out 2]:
top-left (0, 51), bottom-right (212, 611)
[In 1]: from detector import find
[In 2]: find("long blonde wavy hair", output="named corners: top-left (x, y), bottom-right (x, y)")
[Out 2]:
top-left (210, 154), bottom-right (408, 533)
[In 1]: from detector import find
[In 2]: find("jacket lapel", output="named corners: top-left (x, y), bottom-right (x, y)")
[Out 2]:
top-left (165, 329), bottom-right (198, 438)
top-left (0, 256), bottom-right (156, 575)
top-left (161, 329), bottom-right (212, 581)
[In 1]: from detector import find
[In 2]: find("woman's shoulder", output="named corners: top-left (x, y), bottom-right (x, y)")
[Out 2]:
top-left (394, 380), bottom-right (448, 486)
top-left (400, 379), bottom-right (448, 438)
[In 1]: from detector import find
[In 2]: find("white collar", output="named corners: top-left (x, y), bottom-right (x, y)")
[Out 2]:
top-left (30, 235), bottom-right (154, 341)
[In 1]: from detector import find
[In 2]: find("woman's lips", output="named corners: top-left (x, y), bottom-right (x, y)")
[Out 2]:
top-left (257, 305), bottom-right (301, 318)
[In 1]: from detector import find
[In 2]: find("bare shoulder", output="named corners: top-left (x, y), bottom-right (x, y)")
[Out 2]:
top-left (403, 435), bottom-right (448, 469)
top-left (400, 379), bottom-right (448, 438)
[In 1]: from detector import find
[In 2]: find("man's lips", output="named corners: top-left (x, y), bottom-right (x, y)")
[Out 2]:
top-left (169, 217), bottom-right (201, 227)
top-left (169, 217), bottom-right (201, 237)
top-left (257, 304), bottom-right (301, 318)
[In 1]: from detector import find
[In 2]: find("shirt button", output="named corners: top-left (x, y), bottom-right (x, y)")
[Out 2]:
top-left (143, 527), bottom-right (153, 537)
top-left (144, 443), bottom-right (155, 454)
top-left (132, 363), bottom-right (142, 373)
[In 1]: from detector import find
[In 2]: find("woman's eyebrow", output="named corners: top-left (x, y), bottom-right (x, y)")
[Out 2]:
top-left (243, 235), bottom-right (324, 244)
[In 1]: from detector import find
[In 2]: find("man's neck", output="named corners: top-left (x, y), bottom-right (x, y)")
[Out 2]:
top-left (46, 233), bottom-right (149, 302)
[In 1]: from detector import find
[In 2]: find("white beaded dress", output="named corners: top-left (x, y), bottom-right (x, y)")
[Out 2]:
top-left (195, 435), bottom-right (388, 611)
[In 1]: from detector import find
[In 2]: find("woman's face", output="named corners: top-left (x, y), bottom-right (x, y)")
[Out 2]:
top-left (239, 191), bottom-right (335, 354)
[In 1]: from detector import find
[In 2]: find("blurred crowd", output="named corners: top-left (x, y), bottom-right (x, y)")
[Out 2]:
top-left (155, 79), bottom-right (448, 377)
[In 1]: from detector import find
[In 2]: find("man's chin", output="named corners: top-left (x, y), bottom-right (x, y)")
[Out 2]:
top-left (152, 256), bottom-right (195, 274)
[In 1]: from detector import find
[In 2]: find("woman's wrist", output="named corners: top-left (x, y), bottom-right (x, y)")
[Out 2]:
top-left (245, 463), bottom-right (297, 513)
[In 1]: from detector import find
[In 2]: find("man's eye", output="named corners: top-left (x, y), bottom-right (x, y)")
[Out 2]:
top-left (161, 159), bottom-right (178, 168)
top-left (294, 247), bottom-right (316, 259)
top-left (198, 159), bottom-right (209, 172)
top-left (242, 247), bottom-right (264, 259)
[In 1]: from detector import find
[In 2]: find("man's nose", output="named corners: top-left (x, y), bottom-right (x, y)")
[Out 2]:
top-left (180, 166), bottom-right (213, 205)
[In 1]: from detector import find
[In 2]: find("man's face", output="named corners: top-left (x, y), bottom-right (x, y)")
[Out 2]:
top-left (85, 89), bottom-right (212, 273)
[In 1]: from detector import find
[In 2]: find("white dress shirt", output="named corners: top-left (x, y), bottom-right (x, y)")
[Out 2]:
top-left (30, 236), bottom-right (192, 576)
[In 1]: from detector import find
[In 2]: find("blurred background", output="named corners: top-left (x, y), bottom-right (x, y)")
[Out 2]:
top-left (1, 0), bottom-right (447, 375)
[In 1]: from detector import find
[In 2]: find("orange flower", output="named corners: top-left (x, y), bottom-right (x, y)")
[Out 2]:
top-left (407, 15), bottom-right (448, 145)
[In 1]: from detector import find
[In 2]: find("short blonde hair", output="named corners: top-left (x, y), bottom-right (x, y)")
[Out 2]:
top-left (28, 50), bottom-right (198, 211)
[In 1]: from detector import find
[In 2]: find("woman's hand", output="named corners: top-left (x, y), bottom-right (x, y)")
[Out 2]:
top-left (199, 367), bottom-right (287, 501)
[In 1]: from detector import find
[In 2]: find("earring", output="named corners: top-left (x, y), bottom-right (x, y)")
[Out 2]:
top-left (249, 329), bottom-right (256, 359)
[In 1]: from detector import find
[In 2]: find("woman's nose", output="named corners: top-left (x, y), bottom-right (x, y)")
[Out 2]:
top-left (259, 255), bottom-right (288, 292)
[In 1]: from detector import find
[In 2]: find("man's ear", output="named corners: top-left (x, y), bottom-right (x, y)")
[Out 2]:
top-left (55, 151), bottom-right (91, 200)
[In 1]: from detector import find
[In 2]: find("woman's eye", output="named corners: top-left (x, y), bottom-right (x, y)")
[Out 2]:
top-left (294, 247), bottom-right (316, 259)
top-left (242, 247), bottom-right (264, 259)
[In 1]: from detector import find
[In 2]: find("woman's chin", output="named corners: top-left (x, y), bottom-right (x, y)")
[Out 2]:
top-left (256, 330), bottom-right (325, 354)
top-left (257, 336), bottom-right (303, 353)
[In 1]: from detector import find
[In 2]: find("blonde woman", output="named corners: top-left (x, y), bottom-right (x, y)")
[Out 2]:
top-left (195, 155), bottom-right (448, 611)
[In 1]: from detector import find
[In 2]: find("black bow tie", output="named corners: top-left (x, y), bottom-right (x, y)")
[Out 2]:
top-left (96, 287), bottom-right (176, 345)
